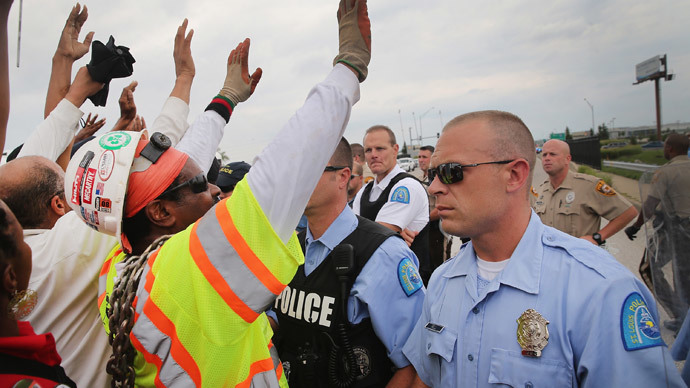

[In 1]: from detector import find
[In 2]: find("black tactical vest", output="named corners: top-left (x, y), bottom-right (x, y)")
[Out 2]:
top-left (274, 216), bottom-right (398, 388)
top-left (359, 172), bottom-right (430, 279)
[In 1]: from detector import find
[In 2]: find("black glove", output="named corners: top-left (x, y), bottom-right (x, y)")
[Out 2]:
top-left (624, 225), bottom-right (640, 241)
top-left (86, 36), bottom-right (136, 106)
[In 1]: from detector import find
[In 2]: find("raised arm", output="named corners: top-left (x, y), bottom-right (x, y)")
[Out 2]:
top-left (18, 67), bottom-right (103, 162)
top-left (149, 19), bottom-right (196, 146)
top-left (45, 3), bottom-right (93, 117)
top-left (176, 38), bottom-right (262, 173)
top-left (247, 0), bottom-right (370, 243)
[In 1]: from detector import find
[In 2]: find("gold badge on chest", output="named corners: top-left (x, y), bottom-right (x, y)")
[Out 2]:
top-left (516, 309), bottom-right (549, 357)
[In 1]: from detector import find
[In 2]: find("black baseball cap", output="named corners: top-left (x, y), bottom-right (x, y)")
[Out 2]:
top-left (216, 161), bottom-right (251, 192)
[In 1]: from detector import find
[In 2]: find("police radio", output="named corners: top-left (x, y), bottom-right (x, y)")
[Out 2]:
top-left (329, 244), bottom-right (359, 388)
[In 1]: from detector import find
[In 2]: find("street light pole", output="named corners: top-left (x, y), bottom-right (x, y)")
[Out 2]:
top-left (419, 107), bottom-right (435, 143)
top-left (398, 109), bottom-right (406, 145)
top-left (584, 98), bottom-right (595, 133)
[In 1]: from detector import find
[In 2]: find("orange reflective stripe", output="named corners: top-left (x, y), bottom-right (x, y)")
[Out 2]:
top-left (100, 248), bottom-right (121, 276)
top-left (129, 332), bottom-right (166, 388)
top-left (97, 291), bottom-right (106, 308)
top-left (189, 222), bottom-right (259, 322)
top-left (215, 203), bottom-right (285, 295)
top-left (276, 360), bottom-right (284, 381)
top-left (141, 255), bottom-right (202, 386)
top-left (235, 358), bottom-right (275, 388)
top-left (142, 284), bottom-right (202, 387)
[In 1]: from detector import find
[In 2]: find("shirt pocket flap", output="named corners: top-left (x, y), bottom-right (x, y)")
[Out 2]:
top-left (556, 204), bottom-right (580, 216)
top-left (488, 348), bottom-right (573, 387)
top-left (424, 326), bottom-right (457, 363)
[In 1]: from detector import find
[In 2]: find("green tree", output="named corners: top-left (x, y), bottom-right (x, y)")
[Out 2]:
top-left (629, 136), bottom-right (637, 145)
top-left (597, 123), bottom-right (610, 140)
top-left (401, 142), bottom-right (408, 156)
top-left (217, 148), bottom-right (230, 164)
top-left (565, 126), bottom-right (573, 140)
top-left (589, 129), bottom-right (594, 137)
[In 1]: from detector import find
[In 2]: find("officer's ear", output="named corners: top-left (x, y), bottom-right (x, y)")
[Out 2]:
top-left (338, 168), bottom-right (351, 190)
top-left (505, 159), bottom-right (530, 194)
top-left (144, 199), bottom-right (175, 228)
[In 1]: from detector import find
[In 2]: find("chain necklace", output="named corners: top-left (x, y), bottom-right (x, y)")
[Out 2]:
top-left (105, 235), bottom-right (171, 387)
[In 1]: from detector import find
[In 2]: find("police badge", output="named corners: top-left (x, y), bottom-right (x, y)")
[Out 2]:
top-left (516, 309), bottom-right (549, 357)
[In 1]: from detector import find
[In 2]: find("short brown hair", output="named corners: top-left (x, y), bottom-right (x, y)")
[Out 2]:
top-left (331, 137), bottom-right (353, 169)
top-left (364, 125), bottom-right (397, 146)
top-left (445, 110), bottom-right (536, 188)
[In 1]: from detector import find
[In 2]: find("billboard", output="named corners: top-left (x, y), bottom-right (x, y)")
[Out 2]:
top-left (636, 55), bottom-right (663, 82)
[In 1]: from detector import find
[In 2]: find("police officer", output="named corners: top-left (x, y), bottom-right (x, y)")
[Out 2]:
top-left (216, 161), bottom-right (251, 199)
top-left (626, 133), bottom-right (690, 332)
top-left (271, 138), bottom-right (424, 388)
top-left (352, 125), bottom-right (430, 283)
top-left (402, 110), bottom-right (683, 387)
top-left (532, 139), bottom-right (637, 246)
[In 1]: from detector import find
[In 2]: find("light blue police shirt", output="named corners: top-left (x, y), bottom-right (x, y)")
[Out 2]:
top-left (299, 205), bottom-right (425, 368)
top-left (402, 210), bottom-right (684, 387)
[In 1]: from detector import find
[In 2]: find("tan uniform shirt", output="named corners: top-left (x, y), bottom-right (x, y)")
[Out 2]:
top-left (532, 170), bottom-right (632, 237)
top-left (649, 155), bottom-right (690, 218)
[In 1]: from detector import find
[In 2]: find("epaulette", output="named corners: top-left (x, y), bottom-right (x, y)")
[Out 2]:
top-left (573, 172), bottom-right (600, 183)
top-left (541, 226), bottom-right (624, 280)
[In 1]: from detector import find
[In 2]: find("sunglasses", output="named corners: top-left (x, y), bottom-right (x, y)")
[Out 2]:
top-left (158, 173), bottom-right (208, 198)
top-left (428, 160), bottom-right (514, 184)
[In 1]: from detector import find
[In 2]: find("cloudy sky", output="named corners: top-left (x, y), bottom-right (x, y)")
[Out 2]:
top-left (4, 0), bottom-right (689, 162)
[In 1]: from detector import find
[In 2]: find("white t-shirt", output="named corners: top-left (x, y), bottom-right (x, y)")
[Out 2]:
top-left (352, 165), bottom-right (429, 232)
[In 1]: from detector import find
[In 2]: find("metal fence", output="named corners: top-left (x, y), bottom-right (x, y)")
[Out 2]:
top-left (567, 136), bottom-right (601, 170)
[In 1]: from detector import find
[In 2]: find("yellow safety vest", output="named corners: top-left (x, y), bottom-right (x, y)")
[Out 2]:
top-left (98, 179), bottom-right (303, 387)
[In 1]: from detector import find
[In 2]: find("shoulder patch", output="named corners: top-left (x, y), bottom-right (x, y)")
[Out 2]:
top-left (391, 186), bottom-right (410, 204)
top-left (595, 180), bottom-right (617, 196)
top-left (530, 186), bottom-right (538, 198)
top-left (620, 292), bottom-right (664, 351)
top-left (398, 258), bottom-right (423, 296)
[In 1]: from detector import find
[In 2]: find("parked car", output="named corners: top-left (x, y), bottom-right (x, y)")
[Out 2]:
top-left (641, 141), bottom-right (664, 149)
top-left (601, 142), bottom-right (628, 149)
top-left (397, 157), bottom-right (414, 172)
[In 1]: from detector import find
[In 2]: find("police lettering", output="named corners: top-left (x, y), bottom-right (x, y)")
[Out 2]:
top-left (275, 286), bottom-right (335, 328)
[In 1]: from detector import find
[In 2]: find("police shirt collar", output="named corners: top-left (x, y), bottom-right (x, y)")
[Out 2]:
top-left (558, 169), bottom-right (577, 190)
top-left (374, 164), bottom-right (405, 189)
top-left (442, 210), bottom-right (543, 295)
top-left (305, 205), bottom-right (358, 250)
top-left (670, 155), bottom-right (689, 163)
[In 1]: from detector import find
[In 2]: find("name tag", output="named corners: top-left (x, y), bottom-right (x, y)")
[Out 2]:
top-left (425, 322), bottom-right (444, 333)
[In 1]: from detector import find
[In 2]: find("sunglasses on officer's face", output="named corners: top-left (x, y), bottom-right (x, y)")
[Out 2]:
top-left (158, 173), bottom-right (208, 198)
top-left (428, 160), bottom-right (514, 184)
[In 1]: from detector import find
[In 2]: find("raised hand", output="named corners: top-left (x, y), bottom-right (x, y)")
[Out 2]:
top-left (118, 81), bottom-right (138, 121)
top-left (333, 0), bottom-right (371, 82)
top-left (55, 3), bottom-right (94, 61)
top-left (219, 38), bottom-right (262, 107)
top-left (64, 66), bottom-right (105, 107)
top-left (109, 81), bottom-right (138, 132)
top-left (75, 112), bottom-right (106, 142)
top-left (173, 19), bottom-right (195, 80)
